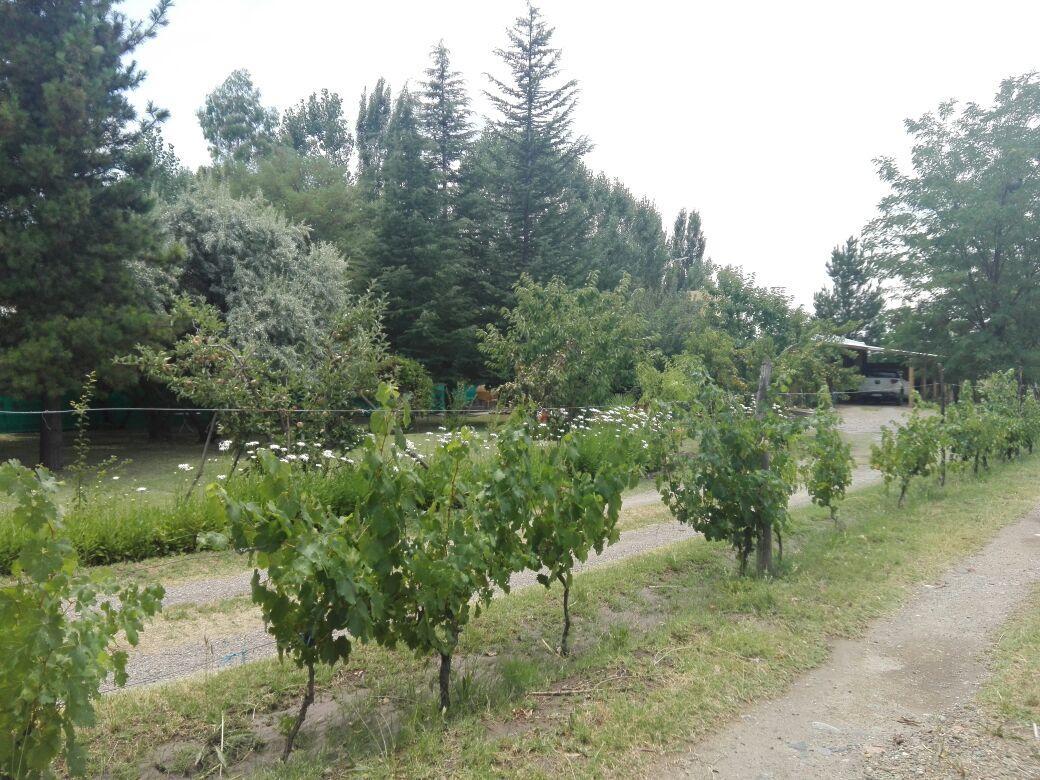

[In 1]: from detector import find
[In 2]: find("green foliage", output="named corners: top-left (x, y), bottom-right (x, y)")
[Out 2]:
top-left (659, 380), bottom-right (802, 574)
top-left (161, 180), bottom-right (353, 373)
top-left (215, 450), bottom-right (381, 758)
top-left (665, 208), bottom-right (712, 292)
top-left (479, 274), bottom-right (646, 406)
top-left (978, 370), bottom-right (1030, 459)
top-left (813, 237), bottom-right (884, 343)
top-left (945, 381), bottom-right (999, 474)
top-left (521, 408), bottom-right (644, 653)
top-left (0, 461), bottom-right (163, 777)
top-left (386, 356), bottom-right (435, 411)
top-left (197, 69), bottom-right (279, 164)
top-left (0, 486), bottom-right (235, 576)
top-left (869, 74), bottom-right (1040, 382)
top-left (123, 291), bottom-right (389, 453)
top-left (802, 388), bottom-right (854, 524)
top-left (0, 0), bottom-right (172, 467)
top-left (870, 403), bottom-right (941, 506)
top-left (280, 89), bottom-right (353, 167)
top-left (484, 3), bottom-right (591, 282)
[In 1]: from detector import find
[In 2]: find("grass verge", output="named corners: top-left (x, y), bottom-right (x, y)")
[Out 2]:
top-left (77, 453), bottom-right (1040, 778)
top-left (981, 585), bottom-right (1040, 728)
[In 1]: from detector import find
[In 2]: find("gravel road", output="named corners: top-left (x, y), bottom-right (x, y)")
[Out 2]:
top-left (654, 506), bottom-right (1040, 779)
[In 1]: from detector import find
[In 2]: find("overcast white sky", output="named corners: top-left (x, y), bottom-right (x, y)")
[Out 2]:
top-left (123, 0), bottom-right (1040, 306)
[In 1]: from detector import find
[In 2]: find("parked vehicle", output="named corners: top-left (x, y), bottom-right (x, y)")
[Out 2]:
top-left (856, 371), bottom-right (908, 404)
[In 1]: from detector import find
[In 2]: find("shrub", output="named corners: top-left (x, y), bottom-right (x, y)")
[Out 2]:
top-left (802, 388), bottom-right (854, 526)
top-left (0, 492), bottom-right (230, 575)
top-left (660, 381), bottom-right (802, 575)
top-left (870, 403), bottom-right (941, 505)
top-left (386, 355), bottom-right (435, 411)
top-left (945, 381), bottom-right (998, 474)
top-left (0, 461), bottom-right (163, 777)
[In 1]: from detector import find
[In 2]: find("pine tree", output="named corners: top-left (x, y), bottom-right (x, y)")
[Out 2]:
top-left (355, 79), bottom-right (393, 196)
top-left (419, 42), bottom-right (474, 212)
top-left (197, 69), bottom-right (279, 164)
top-left (666, 208), bottom-right (711, 291)
top-left (484, 3), bottom-right (591, 284)
top-left (813, 236), bottom-right (884, 343)
top-left (0, 0), bottom-right (171, 469)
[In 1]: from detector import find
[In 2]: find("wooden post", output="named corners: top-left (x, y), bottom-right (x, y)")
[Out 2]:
top-left (908, 364), bottom-right (915, 407)
top-left (754, 358), bottom-right (774, 576)
top-left (921, 363), bottom-right (928, 400)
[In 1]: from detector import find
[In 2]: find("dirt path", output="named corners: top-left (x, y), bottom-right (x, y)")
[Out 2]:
top-left (655, 505), bottom-right (1040, 779)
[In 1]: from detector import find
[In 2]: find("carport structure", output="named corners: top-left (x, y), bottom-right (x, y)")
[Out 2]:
top-left (828, 337), bottom-right (943, 405)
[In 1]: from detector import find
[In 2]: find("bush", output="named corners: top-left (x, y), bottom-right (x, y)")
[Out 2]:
top-left (386, 355), bottom-right (435, 411)
top-left (659, 380), bottom-right (802, 575)
top-left (0, 461), bottom-right (163, 777)
top-left (802, 388), bottom-right (855, 525)
top-left (0, 494), bottom-right (227, 574)
top-left (870, 403), bottom-right (941, 506)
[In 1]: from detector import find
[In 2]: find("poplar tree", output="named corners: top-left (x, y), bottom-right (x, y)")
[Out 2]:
top-left (355, 78), bottom-right (393, 195)
top-left (281, 89), bottom-right (354, 168)
top-left (0, 0), bottom-right (171, 469)
top-left (484, 3), bottom-right (591, 283)
top-left (666, 208), bottom-right (711, 291)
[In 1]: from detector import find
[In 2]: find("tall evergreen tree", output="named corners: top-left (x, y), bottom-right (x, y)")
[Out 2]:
top-left (813, 236), bottom-right (884, 343)
top-left (197, 69), bottom-right (279, 165)
top-left (666, 208), bottom-right (710, 291)
top-left (281, 89), bottom-right (354, 168)
top-left (0, 0), bottom-right (171, 469)
top-left (484, 3), bottom-right (591, 284)
top-left (419, 42), bottom-right (475, 212)
top-left (355, 78), bottom-right (393, 195)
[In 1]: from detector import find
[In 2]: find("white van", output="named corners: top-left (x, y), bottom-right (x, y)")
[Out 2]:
top-left (856, 370), bottom-right (909, 404)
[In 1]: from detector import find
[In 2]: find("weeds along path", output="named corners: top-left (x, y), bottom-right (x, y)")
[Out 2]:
top-left (112, 405), bottom-right (901, 691)
top-left (657, 505), bottom-right (1040, 780)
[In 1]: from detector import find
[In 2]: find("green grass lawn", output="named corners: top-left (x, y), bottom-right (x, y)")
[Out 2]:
top-left (77, 452), bottom-right (1040, 778)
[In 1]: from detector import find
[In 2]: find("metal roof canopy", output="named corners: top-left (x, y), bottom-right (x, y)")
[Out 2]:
top-left (821, 336), bottom-right (941, 359)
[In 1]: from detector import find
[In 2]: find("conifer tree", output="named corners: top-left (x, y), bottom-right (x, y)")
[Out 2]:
top-left (813, 236), bottom-right (884, 343)
top-left (419, 42), bottom-right (475, 212)
top-left (0, 0), bottom-right (171, 469)
top-left (484, 3), bottom-right (591, 284)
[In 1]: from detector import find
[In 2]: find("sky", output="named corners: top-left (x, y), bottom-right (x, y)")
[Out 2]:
top-left (122, 0), bottom-right (1040, 306)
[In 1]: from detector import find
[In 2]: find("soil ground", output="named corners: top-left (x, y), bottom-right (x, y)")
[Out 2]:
top-left (654, 505), bottom-right (1040, 779)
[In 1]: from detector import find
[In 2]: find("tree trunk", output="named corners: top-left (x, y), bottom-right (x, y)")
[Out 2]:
top-left (439, 652), bottom-right (452, 712)
top-left (755, 518), bottom-right (773, 576)
top-left (282, 661), bottom-right (315, 761)
top-left (39, 394), bottom-right (64, 471)
top-left (559, 574), bottom-right (571, 657)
